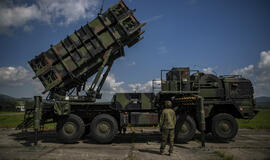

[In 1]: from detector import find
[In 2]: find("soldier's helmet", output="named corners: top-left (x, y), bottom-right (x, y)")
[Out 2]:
top-left (164, 100), bottom-right (172, 108)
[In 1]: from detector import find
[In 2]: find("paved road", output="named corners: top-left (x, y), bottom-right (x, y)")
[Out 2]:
top-left (0, 128), bottom-right (270, 160)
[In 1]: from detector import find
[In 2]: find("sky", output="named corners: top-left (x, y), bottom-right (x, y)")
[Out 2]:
top-left (0, 0), bottom-right (269, 100)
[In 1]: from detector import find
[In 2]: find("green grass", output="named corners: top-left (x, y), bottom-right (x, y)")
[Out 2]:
top-left (237, 109), bottom-right (270, 129)
top-left (43, 123), bottom-right (56, 129)
top-left (0, 112), bottom-right (24, 128)
top-left (0, 111), bottom-right (24, 115)
top-left (0, 112), bottom-right (56, 129)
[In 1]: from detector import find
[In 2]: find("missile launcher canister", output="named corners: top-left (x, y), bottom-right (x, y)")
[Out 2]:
top-left (28, 0), bottom-right (145, 97)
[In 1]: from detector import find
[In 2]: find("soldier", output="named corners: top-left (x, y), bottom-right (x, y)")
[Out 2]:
top-left (160, 100), bottom-right (176, 156)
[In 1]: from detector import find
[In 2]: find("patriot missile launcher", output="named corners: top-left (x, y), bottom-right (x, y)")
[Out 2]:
top-left (17, 1), bottom-right (257, 146)
top-left (28, 0), bottom-right (145, 101)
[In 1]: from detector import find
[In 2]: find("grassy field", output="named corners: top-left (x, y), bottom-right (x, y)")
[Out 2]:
top-left (237, 109), bottom-right (270, 129)
top-left (0, 109), bottom-right (270, 129)
top-left (0, 112), bottom-right (56, 129)
top-left (0, 112), bottom-right (24, 128)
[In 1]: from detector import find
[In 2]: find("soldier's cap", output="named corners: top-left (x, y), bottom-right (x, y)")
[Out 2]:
top-left (164, 100), bottom-right (172, 108)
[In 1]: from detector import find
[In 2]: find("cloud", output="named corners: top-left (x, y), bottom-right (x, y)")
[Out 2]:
top-left (88, 74), bottom-right (125, 101)
top-left (0, 3), bottom-right (41, 28)
top-left (0, 1), bottom-right (41, 34)
top-left (232, 64), bottom-right (254, 77)
top-left (99, 74), bottom-right (125, 94)
top-left (0, 0), bottom-right (99, 34)
top-left (128, 81), bottom-right (153, 93)
top-left (258, 51), bottom-right (270, 69)
top-left (0, 66), bottom-right (32, 86)
top-left (203, 67), bottom-right (214, 74)
top-left (253, 51), bottom-right (270, 96)
top-left (232, 51), bottom-right (270, 96)
top-left (0, 66), bottom-right (45, 96)
top-left (37, 0), bottom-right (99, 25)
top-left (32, 79), bottom-right (45, 95)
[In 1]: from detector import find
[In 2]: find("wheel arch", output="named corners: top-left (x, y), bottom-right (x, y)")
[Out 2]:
top-left (209, 104), bottom-right (243, 119)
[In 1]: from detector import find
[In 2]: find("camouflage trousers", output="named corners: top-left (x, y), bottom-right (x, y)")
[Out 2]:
top-left (160, 129), bottom-right (175, 153)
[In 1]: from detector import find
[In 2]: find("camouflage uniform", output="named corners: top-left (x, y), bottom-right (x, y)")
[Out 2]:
top-left (160, 101), bottom-right (176, 155)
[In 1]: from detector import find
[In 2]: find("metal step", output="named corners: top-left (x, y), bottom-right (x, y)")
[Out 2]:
top-left (16, 109), bottom-right (34, 130)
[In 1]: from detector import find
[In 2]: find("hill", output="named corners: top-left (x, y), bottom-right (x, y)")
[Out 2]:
top-left (255, 96), bottom-right (270, 108)
top-left (0, 94), bottom-right (16, 101)
top-left (255, 96), bottom-right (270, 102)
top-left (0, 94), bottom-right (16, 111)
top-left (0, 94), bottom-right (34, 111)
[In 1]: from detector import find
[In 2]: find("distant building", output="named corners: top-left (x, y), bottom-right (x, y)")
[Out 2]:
top-left (15, 101), bottom-right (25, 112)
top-left (15, 106), bottom-right (25, 112)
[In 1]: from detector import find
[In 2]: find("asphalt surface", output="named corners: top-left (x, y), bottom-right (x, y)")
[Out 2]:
top-left (0, 128), bottom-right (270, 160)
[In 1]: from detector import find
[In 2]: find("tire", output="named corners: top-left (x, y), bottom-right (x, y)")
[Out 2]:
top-left (175, 115), bottom-right (196, 143)
top-left (211, 113), bottom-right (238, 141)
top-left (56, 114), bottom-right (85, 143)
top-left (90, 114), bottom-right (118, 144)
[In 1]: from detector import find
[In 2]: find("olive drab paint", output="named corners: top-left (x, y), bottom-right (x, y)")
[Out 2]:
top-left (159, 67), bottom-right (257, 119)
top-left (113, 93), bottom-right (158, 126)
top-left (54, 101), bottom-right (71, 115)
top-left (114, 93), bottom-right (155, 110)
top-left (29, 0), bottom-right (146, 96)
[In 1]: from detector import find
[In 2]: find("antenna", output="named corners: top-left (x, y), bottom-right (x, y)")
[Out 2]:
top-left (99, 0), bottom-right (105, 15)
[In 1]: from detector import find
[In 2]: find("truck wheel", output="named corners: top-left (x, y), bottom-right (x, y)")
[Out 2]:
top-left (90, 114), bottom-right (118, 144)
top-left (175, 115), bottom-right (196, 143)
top-left (211, 113), bottom-right (238, 141)
top-left (56, 114), bottom-right (85, 143)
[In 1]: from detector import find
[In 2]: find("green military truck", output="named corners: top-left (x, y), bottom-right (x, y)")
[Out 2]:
top-left (17, 0), bottom-right (257, 144)
top-left (157, 68), bottom-right (257, 141)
